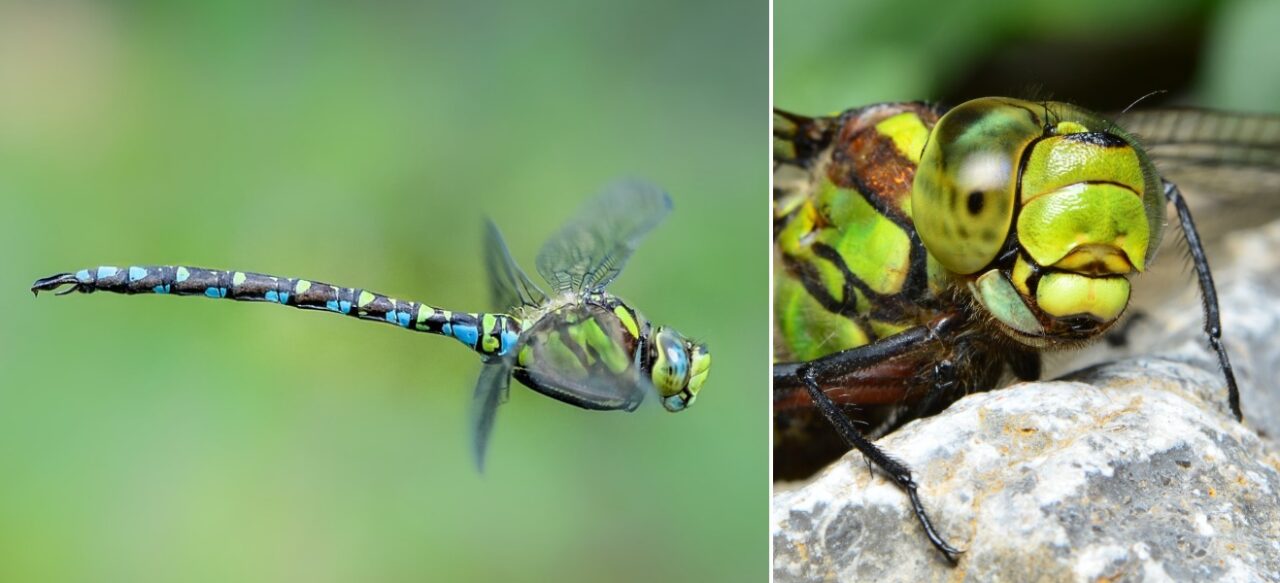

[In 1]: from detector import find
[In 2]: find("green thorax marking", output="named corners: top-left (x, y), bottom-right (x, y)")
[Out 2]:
top-left (512, 295), bottom-right (649, 407)
top-left (515, 296), bottom-right (644, 382)
top-left (773, 102), bottom-right (948, 361)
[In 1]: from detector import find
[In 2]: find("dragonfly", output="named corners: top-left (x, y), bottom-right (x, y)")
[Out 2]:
top-left (32, 179), bottom-right (711, 469)
top-left (772, 97), bottom-right (1280, 562)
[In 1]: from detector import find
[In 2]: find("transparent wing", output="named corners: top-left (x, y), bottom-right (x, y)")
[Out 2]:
top-left (469, 358), bottom-right (514, 472)
top-left (485, 219), bottom-right (548, 310)
top-left (535, 179), bottom-right (673, 294)
top-left (1118, 108), bottom-right (1280, 313)
top-left (1120, 108), bottom-right (1280, 241)
top-left (525, 356), bottom-right (651, 412)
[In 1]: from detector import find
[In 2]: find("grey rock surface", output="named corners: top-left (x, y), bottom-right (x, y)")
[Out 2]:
top-left (773, 221), bottom-right (1280, 582)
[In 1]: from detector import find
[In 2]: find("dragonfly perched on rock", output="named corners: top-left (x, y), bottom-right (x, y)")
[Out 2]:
top-left (773, 97), bottom-right (1279, 562)
top-left (33, 179), bottom-right (710, 469)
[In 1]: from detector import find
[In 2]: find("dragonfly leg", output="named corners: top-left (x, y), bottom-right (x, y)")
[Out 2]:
top-left (774, 324), bottom-right (934, 388)
top-left (1165, 180), bottom-right (1243, 421)
top-left (909, 358), bottom-right (961, 420)
top-left (797, 364), bottom-right (963, 564)
top-left (1104, 311), bottom-right (1148, 348)
top-left (1006, 349), bottom-right (1042, 382)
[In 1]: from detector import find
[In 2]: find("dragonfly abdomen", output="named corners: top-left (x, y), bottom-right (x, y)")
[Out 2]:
top-left (31, 265), bottom-right (522, 357)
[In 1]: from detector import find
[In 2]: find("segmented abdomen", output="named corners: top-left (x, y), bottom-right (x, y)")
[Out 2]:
top-left (49, 265), bottom-right (522, 357)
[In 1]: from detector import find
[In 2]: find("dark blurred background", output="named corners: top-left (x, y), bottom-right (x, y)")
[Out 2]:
top-left (777, 0), bottom-right (1280, 114)
top-left (0, 2), bottom-right (766, 581)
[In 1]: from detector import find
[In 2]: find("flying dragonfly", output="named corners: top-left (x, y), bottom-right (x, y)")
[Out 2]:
top-left (772, 97), bottom-right (1279, 562)
top-left (33, 179), bottom-right (711, 469)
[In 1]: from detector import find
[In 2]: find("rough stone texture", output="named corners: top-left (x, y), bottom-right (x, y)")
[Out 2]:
top-left (773, 221), bottom-right (1280, 582)
top-left (1131, 220), bottom-right (1280, 444)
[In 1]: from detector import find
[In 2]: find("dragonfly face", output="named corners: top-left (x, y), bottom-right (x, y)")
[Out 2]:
top-left (914, 97), bottom-right (1166, 345)
top-left (649, 326), bottom-right (710, 412)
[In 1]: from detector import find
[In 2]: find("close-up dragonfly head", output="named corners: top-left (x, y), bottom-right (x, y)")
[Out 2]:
top-left (914, 97), bottom-right (1168, 345)
top-left (649, 327), bottom-right (711, 412)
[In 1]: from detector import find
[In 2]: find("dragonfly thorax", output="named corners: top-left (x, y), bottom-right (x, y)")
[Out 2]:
top-left (510, 295), bottom-right (708, 413)
top-left (914, 97), bottom-right (1167, 346)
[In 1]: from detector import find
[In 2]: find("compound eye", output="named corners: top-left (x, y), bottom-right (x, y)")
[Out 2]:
top-left (651, 328), bottom-right (690, 399)
top-left (913, 98), bottom-right (1043, 274)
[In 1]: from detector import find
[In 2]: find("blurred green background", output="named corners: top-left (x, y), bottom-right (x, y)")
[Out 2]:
top-left (777, 0), bottom-right (1280, 114)
top-left (0, 2), bottom-right (765, 582)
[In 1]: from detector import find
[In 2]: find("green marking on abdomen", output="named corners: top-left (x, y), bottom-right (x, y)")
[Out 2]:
top-left (481, 314), bottom-right (500, 353)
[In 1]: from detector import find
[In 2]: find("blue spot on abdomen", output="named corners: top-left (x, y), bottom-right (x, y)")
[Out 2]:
top-left (499, 329), bottom-right (520, 356)
top-left (205, 287), bottom-right (227, 298)
top-left (452, 323), bottom-right (479, 347)
top-left (128, 266), bottom-right (147, 282)
top-left (96, 266), bottom-right (118, 279)
top-left (265, 290), bottom-right (279, 303)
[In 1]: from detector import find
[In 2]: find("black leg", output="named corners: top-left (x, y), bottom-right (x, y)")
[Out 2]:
top-left (1006, 349), bottom-right (1042, 382)
top-left (775, 317), bottom-right (960, 388)
top-left (1104, 311), bottom-right (1148, 348)
top-left (1165, 180), bottom-right (1242, 421)
top-left (798, 365), bottom-right (963, 564)
top-left (910, 358), bottom-right (958, 420)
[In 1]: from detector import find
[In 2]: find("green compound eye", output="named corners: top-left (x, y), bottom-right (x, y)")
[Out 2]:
top-left (914, 98), bottom-right (1044, 274)
top-left (651, 327), bottom-right (708, 412)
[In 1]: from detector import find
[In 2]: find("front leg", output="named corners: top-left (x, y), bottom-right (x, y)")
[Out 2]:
top-left (797, 362), bottom-right (963, 564)
top-left (776, 317), bottom-right (966, 564)
top-left (1165, 180), bottom-right (1242, 421)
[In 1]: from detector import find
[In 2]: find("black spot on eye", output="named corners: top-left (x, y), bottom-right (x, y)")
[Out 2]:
top-left (967, 191), bottom-right (985, 215)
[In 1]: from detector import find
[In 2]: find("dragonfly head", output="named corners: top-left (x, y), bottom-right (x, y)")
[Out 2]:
top-left (913, 97), bottom-right (1166, 344)
top-left (648, 327), bottom-right (710, 412)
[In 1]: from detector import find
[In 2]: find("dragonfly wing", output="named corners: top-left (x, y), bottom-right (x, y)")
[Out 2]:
top-left (1120, 108), bottom-right (1280, 241)
top-left (485, 219), bottom-right (548, 310)
top-left (535, 179), bottom-right (672, 294)
top-left (470, 358), bottom-right (514, 472)
top-left (1118, 108), bottom-right (1280, 313)
top-left (525, 355), bottom-right (651, 411)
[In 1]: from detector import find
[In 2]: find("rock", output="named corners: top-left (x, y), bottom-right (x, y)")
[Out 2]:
top-left (772, 220), bottom-right (1280, 581)
top-left (1133, 220), bottom-right (1280, 444)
